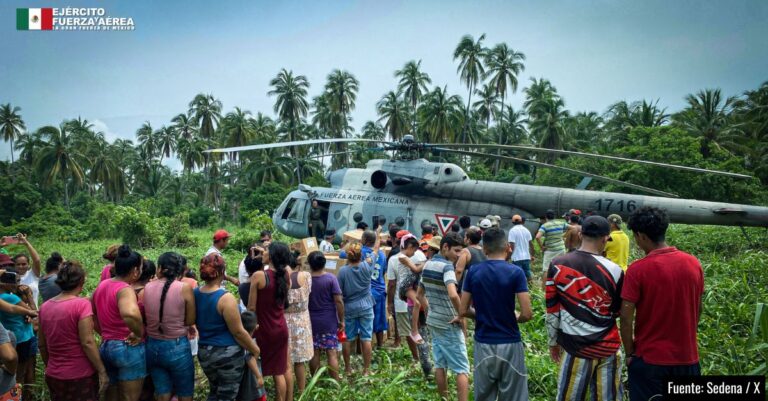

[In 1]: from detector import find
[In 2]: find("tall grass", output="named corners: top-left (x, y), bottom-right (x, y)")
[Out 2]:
top-left (23, 225), bottom-right (767, 400)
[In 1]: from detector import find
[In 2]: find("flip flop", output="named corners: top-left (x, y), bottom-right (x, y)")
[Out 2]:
top-left (409, 333), bottom-right (424, 344)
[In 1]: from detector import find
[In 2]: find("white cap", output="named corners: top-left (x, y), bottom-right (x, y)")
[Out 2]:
top-left (479, 219), bottom-right (493, 229)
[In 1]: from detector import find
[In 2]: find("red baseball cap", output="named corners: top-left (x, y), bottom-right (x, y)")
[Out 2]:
top-left (395, 230), bottom-right (411, 240)
top-left (213, 229), bottom-right (231, 241)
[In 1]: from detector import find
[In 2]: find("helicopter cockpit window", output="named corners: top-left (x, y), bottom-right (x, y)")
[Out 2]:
top-left (287, 199), bottom-right (307, 223)
top-left (281, 198), bottom-right (297, 220)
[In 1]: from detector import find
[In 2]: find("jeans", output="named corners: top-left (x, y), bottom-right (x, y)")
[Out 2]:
top-left (146, 336), bottom-right (195, 397)
top-left (100, 340), bottom-right (146, 384)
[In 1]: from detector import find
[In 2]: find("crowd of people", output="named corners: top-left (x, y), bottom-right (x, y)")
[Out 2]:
top-left (0, 205), bottom-right (704, 401)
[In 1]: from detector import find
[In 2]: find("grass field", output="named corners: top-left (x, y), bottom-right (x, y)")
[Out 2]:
top-left (14, 225), bottom-right (768, 400)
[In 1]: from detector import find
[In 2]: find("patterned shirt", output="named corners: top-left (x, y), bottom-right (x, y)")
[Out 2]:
top-left (538, 220), bottom-right (568, 252)
top-left (420, 254), bottom-right (459, 331)
top-left (546, 250), bottom-right (624, 359)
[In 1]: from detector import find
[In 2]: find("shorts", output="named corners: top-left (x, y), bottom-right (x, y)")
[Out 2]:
top-left (556, 351), bottom-right (622, 401)
top-left (16, 337), bottom-right (37, 363)
top-left (100, 339), bottom-right (147, 384)
top-left (344, 308), bottom-right (374, 342)
top-left (474, 342), bottom-right (528, 401)
top-left (312, 332), bottom-right (339, 350)
top-left (0, 384), bottom-right (20, 401)
top-left (45, 374), bottom-right (99, 401)
top-left (543, 250), bottom-right (565, 272)
top-left (198, 345), bottom-right (245, 401)
top-left (430, 326), bottom-right (470, 375)
top-left (372, 292), bottom-right (388, 333)
top-left (396, 312), bottom-right (412, 334)
top-left (628, 357), bottom-right (700, 401)
top-left (146, 337), bottom-right (195, 397)
top-left (513, 260), bottom-right (531, 280)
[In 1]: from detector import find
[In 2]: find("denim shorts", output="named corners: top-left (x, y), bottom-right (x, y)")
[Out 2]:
top-left (344, 308), bottom-right (374, 342)
top-left (513, 260), bottom-right (531, 280)
top-left (431, 326), bottom-right (470, 375)
top-left (146, 337), bottom-right (194, 397)
top-left (100, 340), bottom-right (146, 384)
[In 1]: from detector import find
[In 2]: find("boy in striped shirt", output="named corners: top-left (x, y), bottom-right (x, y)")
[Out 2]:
top-left (418, 232), bottom-right (469, 401)
top-left (546, 215), bottom-right (624, 401)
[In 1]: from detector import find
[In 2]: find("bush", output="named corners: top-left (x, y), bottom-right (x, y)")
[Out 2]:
top-left (3, 204), bottom-right (89, 242)
top-left (189, 207), bottom-right (215, 228)
top-left (161, 213), bottom-right (196, 248)
top-left (114, 206), bottom-right (163, 248)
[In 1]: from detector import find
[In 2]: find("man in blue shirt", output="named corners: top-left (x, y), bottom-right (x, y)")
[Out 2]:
top-left (460, 227), bottom-right (533, 401)
top-left (361, 230), bottom-right (388, 349)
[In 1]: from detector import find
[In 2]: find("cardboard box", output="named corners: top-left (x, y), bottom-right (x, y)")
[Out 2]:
top-left (298, 237), bottom-right (319, 256)
top-left (343, 229), bottom-right (363, 243)
top-left (323, 253), bottom-right (346, 276)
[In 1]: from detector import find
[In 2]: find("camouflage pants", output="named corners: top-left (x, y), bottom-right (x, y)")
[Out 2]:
top-left (198, 345), bottom-right (245, 401)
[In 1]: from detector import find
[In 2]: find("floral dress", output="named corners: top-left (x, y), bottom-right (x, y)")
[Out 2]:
top-left (286, 271), bottom-right (313, 363)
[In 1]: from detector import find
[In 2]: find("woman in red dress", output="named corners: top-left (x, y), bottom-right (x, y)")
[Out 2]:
top-left (247, 243), bottom-right (291, 401)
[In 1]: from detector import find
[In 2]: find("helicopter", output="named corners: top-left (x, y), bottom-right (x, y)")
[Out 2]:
top-left (207, 135), bottom-right (768, 241)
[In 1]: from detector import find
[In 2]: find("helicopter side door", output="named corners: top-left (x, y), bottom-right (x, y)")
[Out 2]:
top-left (327, 201), bottom-right (353, 242)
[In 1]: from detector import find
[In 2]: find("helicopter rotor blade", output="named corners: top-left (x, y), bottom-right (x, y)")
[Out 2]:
top-left (434, 147), bottom-right (680, 198)
top-left (430, 143), bottom-right (753, 179)
top-left (205, 138), bottom-right (392, 154)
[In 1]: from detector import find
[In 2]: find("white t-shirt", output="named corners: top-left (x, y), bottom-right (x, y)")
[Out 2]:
top-left (389, 250), bottom-right (427, 313)
top-left (319, 240), bottom-right (334, 253)
top-left (238, 259), bottom-right (249, 284)
top-left (20, 270), bottom-right (39, 308)
top-left (205, 246), bottom-right (221, 256)
top-left (386, 256), bottom-right (407, 313)
top-left (508, 224), bottom-right (533, 261)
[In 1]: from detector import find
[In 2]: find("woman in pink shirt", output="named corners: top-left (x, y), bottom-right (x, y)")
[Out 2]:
top-left (99, 244), bottom-right (120, 282)
top-left (143, 253), bottom-right (195, 401)
top-left (39, 261), bottom-right (108, 401)
top-left (92, 245), bottom-right (145, 401)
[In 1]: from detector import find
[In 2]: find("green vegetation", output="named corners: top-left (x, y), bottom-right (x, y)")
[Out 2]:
top-left (4, 225), bottom-right (765, 400)
top-left (1, 32), bottom-right (767, 399)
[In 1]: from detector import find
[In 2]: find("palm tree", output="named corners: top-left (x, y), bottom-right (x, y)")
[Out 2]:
top-left (188, 94), bottom-right (222, 140)
top-left (396, 60), bottom-right (432, 135)
top-left (454, 34), bottom-right (487, 144)
top-left (418, 87), bottom-right (464, 143)
top-left (14, 131), bottom-right (45, 170)
top-left (361, 121), bottom-right (386, 141)
top-left (244, 147), bottom-right (293, 186)
top-left (269, 69), bottom-right (310, 156)
top-left (171, 113), bottom-right (197, 141)
top-left (222, 107), bottom-right (256, 167)
top-left (35, 124), bottom-right (86, 207)
top-left (528, 96), bottom-right (569, 161)
top-left (176, 137), bottom-right (206, 174)
top-left (473, 83), bottom-right (499, 131)
top-left (156, 125), bottom-right (177, 165)
top-left (376, 91), bottom-right (410, 142)
top-left (0, 104), bottom-right (25, 164)
top-left (325, 70), bottom-right (359, 166)
top-left (674, 89), bottom-right (738, 158)
top-left (136, 121), bottom-right (157, 162)
top-left (484, 43), bottom-right (525, 173)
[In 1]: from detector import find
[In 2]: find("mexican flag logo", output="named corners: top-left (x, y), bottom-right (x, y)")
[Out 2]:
top-left (17, 8), bottom-right (53, 30)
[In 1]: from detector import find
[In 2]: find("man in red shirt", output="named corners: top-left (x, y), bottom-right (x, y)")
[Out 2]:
top-left (620, 207), bottom-right (704, 401)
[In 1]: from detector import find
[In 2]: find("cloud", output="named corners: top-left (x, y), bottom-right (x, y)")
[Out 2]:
top-left (91, 119), bottom-right (123, 143)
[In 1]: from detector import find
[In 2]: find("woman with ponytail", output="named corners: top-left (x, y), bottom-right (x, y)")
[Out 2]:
top-left (195, 253), bottom-right (262, 401)
top-left (92, 244), bottom-right (146, 401)
top-left (247, 242), bottom-right (291, 401)
top-left (39, 260), bottom-right (109, 401)
top-left (142, 252), bottom-right (195, 401)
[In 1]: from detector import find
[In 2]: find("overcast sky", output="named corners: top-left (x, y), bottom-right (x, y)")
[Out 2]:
top-left (2, 0), bottom-right (767, 166)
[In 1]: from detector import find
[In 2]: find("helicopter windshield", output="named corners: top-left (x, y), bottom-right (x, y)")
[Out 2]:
top-left (287, 199), bottom-right (307, 223)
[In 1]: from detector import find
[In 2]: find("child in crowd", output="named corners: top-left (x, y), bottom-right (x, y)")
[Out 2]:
top-left (239, 311), bottom-right (266, 401)
top-left (396, 234), bottom-right (426, 344)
